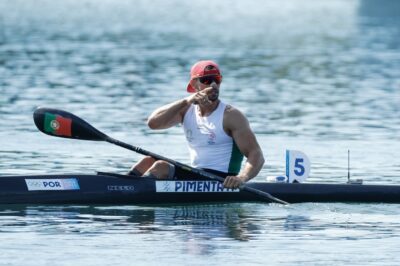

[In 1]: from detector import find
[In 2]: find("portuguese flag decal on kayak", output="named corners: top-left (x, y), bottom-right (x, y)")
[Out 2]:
top-left (44, 113), bottom-right (72, 137)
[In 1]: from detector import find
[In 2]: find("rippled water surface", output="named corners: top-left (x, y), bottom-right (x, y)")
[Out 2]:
top-left (1, 0), bottom-right (400, 265)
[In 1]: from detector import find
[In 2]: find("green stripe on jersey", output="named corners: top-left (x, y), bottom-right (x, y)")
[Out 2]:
top-left (228, 141), bottom-right (244, 174)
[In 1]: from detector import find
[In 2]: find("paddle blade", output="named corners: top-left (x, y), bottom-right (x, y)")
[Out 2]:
top-left (33, 107), bottom-right (108, 141)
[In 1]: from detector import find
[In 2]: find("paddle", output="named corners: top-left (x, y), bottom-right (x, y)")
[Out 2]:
top-left (33, 107), bottom-right (289, 205)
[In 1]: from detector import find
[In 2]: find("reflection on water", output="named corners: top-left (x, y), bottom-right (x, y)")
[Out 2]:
top-left (1, 203), bottom-right (400, 259)
top-left (0, 204), bottom-right (258, 243)
top-left (1, 203), bottom-right (399, 239)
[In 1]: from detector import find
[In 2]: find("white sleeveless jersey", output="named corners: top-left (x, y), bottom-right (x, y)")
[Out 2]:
top-left (182, 101), bottom-right (243, 174)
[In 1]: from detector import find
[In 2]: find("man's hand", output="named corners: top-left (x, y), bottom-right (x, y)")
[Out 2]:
top-left (187, 86), bottom-right (216, 105)
top-left (223, 175), bottom-right (245, 189)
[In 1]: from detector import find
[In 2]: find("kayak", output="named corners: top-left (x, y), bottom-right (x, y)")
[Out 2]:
top-left (3, 107), bottom-right (394, 205)
top-left (0, 172), bottom-right (399, 204)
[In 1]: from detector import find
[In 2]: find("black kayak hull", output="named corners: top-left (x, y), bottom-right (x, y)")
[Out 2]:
top-left (0, 173), bottom-right (399, 204)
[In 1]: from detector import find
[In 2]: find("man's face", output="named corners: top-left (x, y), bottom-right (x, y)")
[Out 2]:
top-left (194, 75), bottom-right (222, 102)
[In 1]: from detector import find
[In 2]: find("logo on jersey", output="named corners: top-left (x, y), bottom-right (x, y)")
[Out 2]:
top-left (207, 131), bottom-right (216, 145)
top-left (185, 129), bottom-right (193, 142)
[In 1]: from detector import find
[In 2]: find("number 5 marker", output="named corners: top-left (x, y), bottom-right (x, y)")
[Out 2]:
top-left (286, 150), bottom-right (311, 183)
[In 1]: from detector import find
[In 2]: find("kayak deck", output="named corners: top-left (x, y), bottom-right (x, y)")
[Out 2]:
top-left (0, 172), bottom-right (399, 204)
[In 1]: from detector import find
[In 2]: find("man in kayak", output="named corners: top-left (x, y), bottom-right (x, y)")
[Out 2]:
top-left (129, 60), bottom-right (264, 189)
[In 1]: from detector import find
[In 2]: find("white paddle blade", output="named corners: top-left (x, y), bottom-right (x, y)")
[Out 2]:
top-left (286, 150), bottom-right (311, 183)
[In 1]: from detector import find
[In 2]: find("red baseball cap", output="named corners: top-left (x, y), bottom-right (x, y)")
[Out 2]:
top-left (186, 60), bottom-right (222, 93)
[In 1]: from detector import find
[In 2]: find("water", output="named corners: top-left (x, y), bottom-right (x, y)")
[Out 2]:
top-left (0, 204), bottom-right (399, 265)
top-left (0, 0), bottom-right (399, 265)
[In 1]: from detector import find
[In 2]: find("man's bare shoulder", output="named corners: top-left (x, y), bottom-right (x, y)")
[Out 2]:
top-left (223, 104), bottom-right (249, 131)
top-left (224, 104), bottom-right (247, 119)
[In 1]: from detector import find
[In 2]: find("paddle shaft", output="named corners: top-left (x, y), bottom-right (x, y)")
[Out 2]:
top-left (106, 136), bottom-right (289, 205)
top-left (32, 107), bottom-right (289, 205)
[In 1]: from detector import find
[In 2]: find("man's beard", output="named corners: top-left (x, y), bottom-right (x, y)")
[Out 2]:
top-left (208, 87), bottom-right (219, 102)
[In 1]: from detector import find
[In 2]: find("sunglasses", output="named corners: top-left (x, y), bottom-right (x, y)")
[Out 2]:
top-left (198, 75), bottom-right (222, 85)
